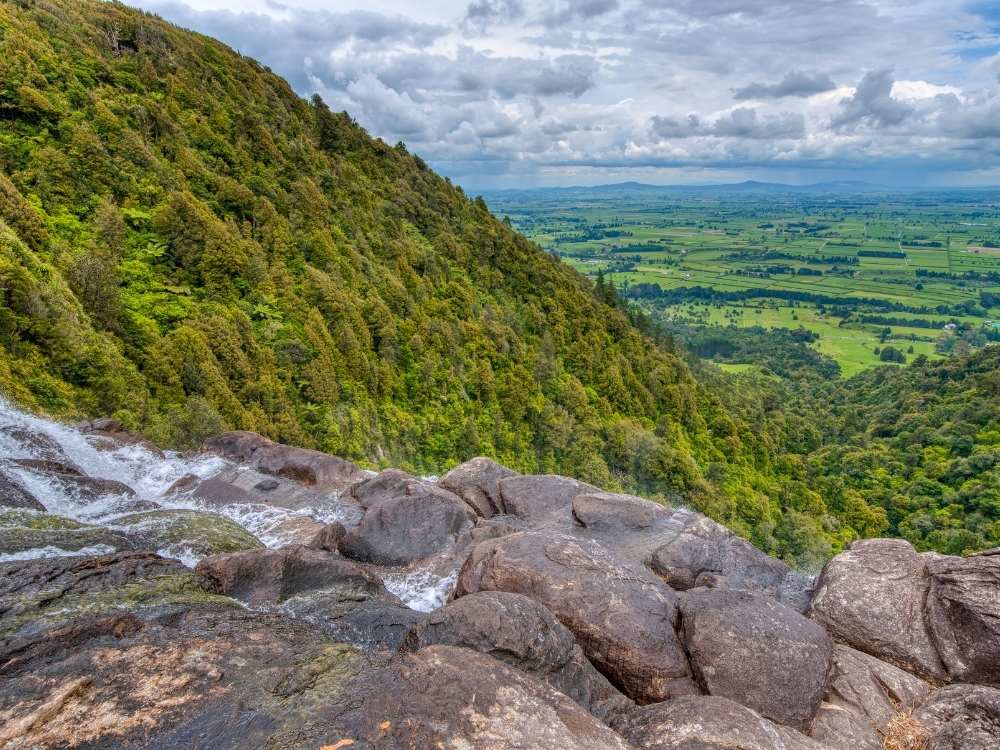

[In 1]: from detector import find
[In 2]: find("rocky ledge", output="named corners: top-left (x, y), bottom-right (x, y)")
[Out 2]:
top-left (0, 417), bottom-right (998, 748)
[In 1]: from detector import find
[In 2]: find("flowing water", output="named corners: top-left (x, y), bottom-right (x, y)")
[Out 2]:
top-left (0, 398), bottom-right (456, 611)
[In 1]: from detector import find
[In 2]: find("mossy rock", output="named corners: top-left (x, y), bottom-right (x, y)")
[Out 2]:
top-left (0, 509), bottom-right (85, 530)
top-left (112, 509), bottom-right (265, 559)
top-left (0, 509), bottom-right (134, 556)
top-left (0, 552), bottom-right (238, 638)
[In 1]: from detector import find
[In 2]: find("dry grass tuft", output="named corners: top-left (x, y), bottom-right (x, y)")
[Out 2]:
top-left (882, 710), bottom-right (931, 750)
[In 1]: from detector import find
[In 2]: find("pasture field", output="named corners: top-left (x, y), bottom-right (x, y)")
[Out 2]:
top-left (486, 186), bottom-right (1000, 375)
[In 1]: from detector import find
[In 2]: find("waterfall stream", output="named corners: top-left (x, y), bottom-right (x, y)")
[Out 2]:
top-left (0, 398), bottom-right (456, 611)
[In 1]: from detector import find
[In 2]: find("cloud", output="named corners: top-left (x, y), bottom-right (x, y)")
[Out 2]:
top-left (713, 108), bottom-right (806, 138)
top-left (832, 69), bottom-right (914, 130)
top-left (734, 71), bottom-right (837, 100)
top-left (134, 0), bottom-right (1000, 187)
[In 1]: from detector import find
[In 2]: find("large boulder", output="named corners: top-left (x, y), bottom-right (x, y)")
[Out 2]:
top-left (913, 683), bottom-right (1000, 750)
top-left (401, 590), bottom-right (633, 724)
top-left (111, 509), bottom-right (264, 560)
top-left (0, 509), bottom-right (133, 559)
top-left (621, 695), bottom-right (830, 750)
top-left (345, 644), bottom-right (634, 749)
top-left (497, 474), bottom-right (598, 525)
top-left (572, 490), bottom-right (669, 532)
top-left (346, 468), bottom-right (414, 509)
top-left (438, 457), bottom-right (518, 517)
top-left (0, 468), bottom-right (45, 511)
top-left (925, 552), bottom-right (1000, 684)
top-left (648, 509), bottom-right (809, 610)
top-left (340, 471), bottom-right (475, 566)
top-left (808, 538), bottom-right (948, 681)
top-left (679, 588), bottom-right (833, 729)
top-left (455, 531), bottom-right (695, 703)
top-left (202, 431), bottom-right (365, 490)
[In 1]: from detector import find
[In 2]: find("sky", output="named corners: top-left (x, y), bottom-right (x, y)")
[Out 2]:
top-left (131, 0), bottom-right (1000, 190)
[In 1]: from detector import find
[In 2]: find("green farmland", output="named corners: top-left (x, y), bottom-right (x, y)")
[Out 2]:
top-left (486, 186), bottom-right (1000, 376)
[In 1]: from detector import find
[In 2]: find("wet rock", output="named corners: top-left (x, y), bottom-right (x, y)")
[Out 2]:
top-left (913, 683), bottom-right (1000, 750)
top-left (309, 521), bottom-right (347, 552)
top-left (807, 538), bottom-right (948, 681)
top-left (196, 545), bottom-right (385, 608)
top-left (262, 515), bottom-right (326, 546)
top-left (621, 695), bottom-right (829, 750)
top-left (196, 545), bottom-right (420, 651)
top-left (438, 457), bottom-right (518, 517)
top-left (925, 552), bottom-right (1000, 684)
top-left (169, 466), bottom-right (360, 523)
top-left (11, 457), bottom-right (85, 477)
top-left (455, 531), bottom-right (694, 703)
top-left (12, 460), bottom-right (140, 506)
top-left (340, 471), bottom-right (475, 566)
top-left (0, 425), bottom-right (73, 465)
top-left (572, 490), bottom-right (669, 531)
top-left (112, 509), bottom-right (264, 559)
top-left (648, 509), bottom-right (809, 610)
top-left (77, 417), bottom-right (164, 455)
top-left (202, 431), bottom-right (364, 490)
top-left (401, 590), bottom-right (633, 724)
top-left (0, 509), bottom-right (134, 558)
top-left (822, 644), bottom-right (931, 735)
top-left (679, 588), bottom-right (832, 729)
top-left (497, 474), bottom-right (598, 524)
top-left (0, 468), bottom-right (45, 511)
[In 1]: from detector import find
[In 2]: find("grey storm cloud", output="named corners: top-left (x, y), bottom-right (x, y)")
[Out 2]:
top-left (832, 69), bottom-right (913, 130)
top-left (456, 54), bottom-right (599, 98)
top-left (650, 108), bottom-right (805, 140)
top-left (542, 0), bottom-right (619, 27)
top-left (734, 71), bottom-right (837, 100)
top-left (464, 0), bottom-right (524, 30)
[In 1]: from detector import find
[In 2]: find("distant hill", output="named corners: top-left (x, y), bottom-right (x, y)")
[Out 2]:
top-left (483, 179), bottom-right (906, 198)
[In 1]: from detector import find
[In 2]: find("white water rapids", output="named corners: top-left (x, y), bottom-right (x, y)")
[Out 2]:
top-left (0, 398), bottom-right (456, 611)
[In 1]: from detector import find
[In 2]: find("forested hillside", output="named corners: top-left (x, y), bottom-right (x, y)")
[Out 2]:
top-left (699, 336), bottom-right (1000, 560)
top-left (805, 348), bottom-right (1000, 555)
top-left (0, 0), bottom-right (782, 540)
